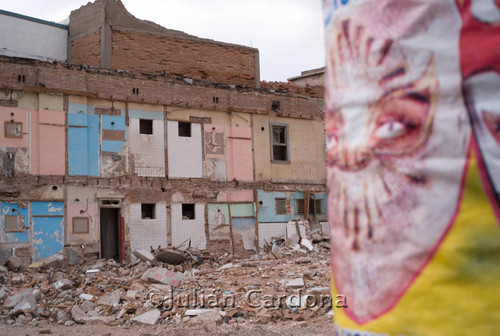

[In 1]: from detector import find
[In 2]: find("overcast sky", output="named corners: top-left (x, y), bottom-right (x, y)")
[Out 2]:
top-left (1, 0), bottom-right (325, 82)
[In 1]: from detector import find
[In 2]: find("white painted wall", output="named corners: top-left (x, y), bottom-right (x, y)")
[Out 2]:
top-left (0, 12), bottom-right (67, 62)
top-left (171, 203), bottom-right (206, 249)
top-left (258, 222), bottom-right (287, 248)
top-left (129, 118), bottom-right (165, 177)
top-left (167, 121), bottom-right (203, 178)
top-left (129, 202), bottom-right (167, 259)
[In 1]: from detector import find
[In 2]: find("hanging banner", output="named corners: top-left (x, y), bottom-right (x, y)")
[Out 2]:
top-left (323, 0), bottom-right (500, 334)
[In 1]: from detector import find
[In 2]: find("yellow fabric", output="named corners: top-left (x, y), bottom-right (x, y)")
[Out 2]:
top-left (332, 152), bottom-right (500, 335)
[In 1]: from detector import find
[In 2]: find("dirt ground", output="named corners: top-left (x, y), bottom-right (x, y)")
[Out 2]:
top-left (0, 316), bottom-right (336, 335)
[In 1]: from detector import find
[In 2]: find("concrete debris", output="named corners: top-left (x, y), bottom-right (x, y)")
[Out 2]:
top-left (154, 249), bottom-right (185, 265)
top-left (131, 309), bottom-right (161, 325)
top-left (6, 256), bottom-right (23, 271)
top-left (54, 279), bottom-right (73, 290)
top-left (133, 249), bottom-right (156, 264)
top-left (141, 267), bottom-right (184, 287)
top-left (0, 237), bottom-right (331, 329)
top-left (0, 247), bottom-right (12, 266)
top-left (28, 254), bottom-right (64, 269)
top-left (97, 289), bottom-right (121, 306)
top-left (286, 278), bottom-right (305, 289)
top-left (300, 238), bottom-right (314, 251)
top-left (67, 248), bottom-right (83, 266)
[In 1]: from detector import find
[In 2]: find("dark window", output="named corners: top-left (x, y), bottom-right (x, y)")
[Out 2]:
top-left (182, 203), bottom-right (195, 220)
top-left (141, 203), bottom-right (155, 219)
top-left (139, 119), bottom-right (153, 135)
top-left (275, 198), bottom-right (287, 215)
top-left (271, 100), bottom-right (280, 113)
top-left (271, 123), bottom-right (289, 161)
top-left (178, 122), bottom-right (191, 137)
top-left (296, 199), bottom-right (323, 215)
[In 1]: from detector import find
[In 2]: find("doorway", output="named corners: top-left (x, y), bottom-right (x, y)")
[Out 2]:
top-left (100, 208), bottom-right (120, 261)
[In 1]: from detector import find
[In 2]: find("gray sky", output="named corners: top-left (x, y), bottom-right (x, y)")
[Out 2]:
top-left (1, 0), bottom-right (325, 82)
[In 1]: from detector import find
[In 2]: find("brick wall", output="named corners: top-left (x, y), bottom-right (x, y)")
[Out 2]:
top-left (111, 30), bottom-right (256, 87)
top-left (71, 32), bottom-right (101, 67)
top-left (0, 57), bottom-right (323, 121)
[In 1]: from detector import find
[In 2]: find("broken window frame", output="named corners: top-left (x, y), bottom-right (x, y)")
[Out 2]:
top-left (270, 122), bottom-right (290, 163)
top-left (296, 199), bottom-right (323, 215)
top-left (275, 198), bottom-right (287, 215)
top-left (72, 217), bottom-right (90, 234)
top-left (141, 203), bottom-right (156, 220)
top-left (4, 121), bottom-right (23, 138)
top-left (139, 119), bottom-right (153, 135)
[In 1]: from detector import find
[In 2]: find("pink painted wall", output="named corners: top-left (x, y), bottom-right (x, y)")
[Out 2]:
top-left (217, 189), bottom-right (254, 202)
top-left (30, 110), bottom-right (65, 175)
top-left (226, 126), bottom-right (253, 181)
top-left (0, 107), bottom-right (28, 148)
top-left (67, 201), bottom-right (96, 242)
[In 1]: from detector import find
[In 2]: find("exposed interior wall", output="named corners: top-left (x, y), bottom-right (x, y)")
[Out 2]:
top-left (68, 100), bottom-right (99, 176)
top-left (129, 109), bottom-right (165, 177)
top-left (204, 124), bottom-right (226, 181)
top-left (253, 115), bottom-right (326, 183)
top-left (128, 202), bottom-right (167, 257)
top-left (0, 106), bottom-right (29, 176)
top-left (66, 186), bottom-right (99, 247)
top-left (0, 12), bottom-right (67, 62)
top-left (258, 222), bottom-right (286, 248)
top-left (30, 108), bottom-right (65, 175)
top-left (171, 203), bottom-right (206, 249)
top-left (226, 126), bottom-right (253, 181)
top-left (167, 121), bottom-right (203, 178)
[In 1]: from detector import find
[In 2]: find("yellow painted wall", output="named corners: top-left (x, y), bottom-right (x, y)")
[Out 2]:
top-left (253, 115), bottom-right (326, 183)
top-left (18, 92), bottom-right (63, 110)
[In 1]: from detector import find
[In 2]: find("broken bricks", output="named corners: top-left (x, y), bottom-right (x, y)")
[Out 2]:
top-left (141, 267), bottom-right (184, 287)
top-left (0, 235), bottom-right (331, 329)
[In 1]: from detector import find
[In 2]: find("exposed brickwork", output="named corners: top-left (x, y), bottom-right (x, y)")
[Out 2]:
top-left (0, 57), bottom-right (324, 121)
top-left (112, 30), bottom-right (256, 87)
top-left (71, 32), bottom-right (101, 67)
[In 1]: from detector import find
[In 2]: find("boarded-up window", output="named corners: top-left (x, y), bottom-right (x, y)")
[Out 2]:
top-left (72, 217), bottom-right (89, 234)
top-left (182, 203), bottom-right (195, 220)
top-left (5, 122), bottom-right (22, 138)
top-left (296, 199), bottom-right (323, 215)
top-left (178, 122), bottom-right (191, 137)
top-left (141, 203), bottom-right (155, 219)
top-left (275, 198), bottom-right (287, 215)
top-left (4, 215), bottom-right (25, 232)
top-left (139, 119), bottom-right (153, 134)
top-left (270, 123), bottom-right (289, 161)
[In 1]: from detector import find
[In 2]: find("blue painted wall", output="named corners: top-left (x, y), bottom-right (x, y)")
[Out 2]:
top-left (257, 190), bottom-right (327, 223)
top-left (0, 202), bottom-right (29, 243)
top-left (68, 103), bottom-right (127, 175)
top-left (101, 115), bottom-right (126, 153)
top-left (32, 202), bottom-right (64, 261)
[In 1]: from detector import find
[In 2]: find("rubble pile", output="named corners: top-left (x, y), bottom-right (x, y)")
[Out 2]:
top-left (0, 233), bottom-right (332, 331)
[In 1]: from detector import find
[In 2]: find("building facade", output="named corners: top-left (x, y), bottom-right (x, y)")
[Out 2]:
top-left (0, 0), bottom-right (326, 263)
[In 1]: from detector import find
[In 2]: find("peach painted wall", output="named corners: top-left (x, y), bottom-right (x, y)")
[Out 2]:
top-left (216, 189), bottom-right (254, 202)
top-left (0, 107), bottom-right (28, 148)
top-left (226, 126), bottom-right (253, 181)
top-left (30, 110), bottom-right (65, 175)
top-left (67, 200), bottom-right (97, 243)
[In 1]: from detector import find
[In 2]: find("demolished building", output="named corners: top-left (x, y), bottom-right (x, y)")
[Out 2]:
top-left (0, 0), bottom-right (327, 264)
